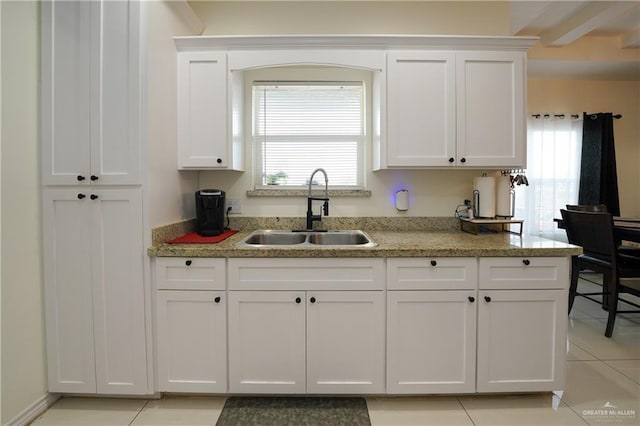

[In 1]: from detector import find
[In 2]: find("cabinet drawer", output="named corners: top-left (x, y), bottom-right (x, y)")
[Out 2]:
top-left (387, 258), bottom-right (477, 290)
top-left (479, 257), bottom-right (569, 290)
top-left (155, 258), bottom-right (225, 290)
top-left (228, 258), bottom-right (385, 290)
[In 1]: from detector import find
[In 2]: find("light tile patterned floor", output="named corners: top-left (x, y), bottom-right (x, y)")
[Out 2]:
top-left (31, 276), bottom-right (640, 426)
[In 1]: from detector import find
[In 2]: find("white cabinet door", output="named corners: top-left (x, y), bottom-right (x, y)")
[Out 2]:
top-left (476, 289), bottom-right (567, 392)
top-left (387, 290), bottom-right (477, 394)
top-left (306, 291), bottom-right (385, 394)
top-left (228, 291), bottom-right (306, 393)
top-left (156, 291), bottom-right (227, 393)
top-left (41, 0), bottom-right (141, 185)
top-left (456, 51), bottom-right (525, 168)
top-left (386, 51), bottom-right (456, 167)
top-left (43, 190), bottom-right (96, 393)
top-left (177, 51), bottom-right (242, 170)
top-left (42, 188), bottom-right (147, 394)
top-left (91, 189), bottom-right (147, 394)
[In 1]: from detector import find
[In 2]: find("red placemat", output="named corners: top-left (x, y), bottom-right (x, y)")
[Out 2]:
top-left (168, 229), bottom-right (239, 244)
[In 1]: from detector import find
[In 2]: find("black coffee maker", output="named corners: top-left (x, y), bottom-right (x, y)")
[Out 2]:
top-left (195, 189), bottom-right (226, 236)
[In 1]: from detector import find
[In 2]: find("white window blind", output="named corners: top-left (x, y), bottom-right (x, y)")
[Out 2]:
top-left (253, 82), bottom-right (364, 187)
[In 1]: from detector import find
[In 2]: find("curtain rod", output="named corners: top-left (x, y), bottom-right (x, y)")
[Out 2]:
top-left (530, 113), bottom-right (622, 119)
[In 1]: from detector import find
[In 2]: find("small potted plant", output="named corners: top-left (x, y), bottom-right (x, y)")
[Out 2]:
top-left (265, 171), bottom-right (288, 185)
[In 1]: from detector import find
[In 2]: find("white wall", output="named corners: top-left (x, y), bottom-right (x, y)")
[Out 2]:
top-left (190, 0), bottom-right (640, 220)
top-left (147, 1), bottom-right (200, 227)
top-left (0, 1), bottom-right (48, 424)
top-left (189, 1), bottom-right (510, 36)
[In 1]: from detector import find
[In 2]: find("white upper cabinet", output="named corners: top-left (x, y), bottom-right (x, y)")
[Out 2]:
top-left (177, 52), bottom-right (244, 170)
top-left (383, 50), bottom-right (527, 169)
top-left (456, 51), bottom-right (525, 168)
top-left (386, 52), bottom-right (456, 167)
top-left (41, 0), bottom-right (142, 185)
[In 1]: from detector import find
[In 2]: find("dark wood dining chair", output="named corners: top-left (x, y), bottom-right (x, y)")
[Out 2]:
top-left (560, 209), bottom-right (640, 337)
top-left (566, 204), bottom-right (608, 212)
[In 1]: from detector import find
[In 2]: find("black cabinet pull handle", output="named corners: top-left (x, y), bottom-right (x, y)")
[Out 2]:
top-left (77, 175), bottom-right (85, 181)
top-left (468, 296), bottom-right (475, 303)
top-left (460, 158), bottom-right (466, 163)
top-left (522, 259), bottom-right (530, 266)
top-left (310, 297), bottom-right (316, 304)
top-left (90, 175), bottom-right (99, 181)
top-left (185, 260), bottom-right (192, 266)
top-left (214, 296), bottom-right (221, 303)
top-left (216, 158), bottom-right (222, 164)
top-left (77, 193), bottom-right (86, 199)
top-left (295, 297), bottom-right (301, 304)
top-left (90, 194), bottom-right (98, 200)
top-left (484, 296), bottom-right (492, 303)
top-left (430, 260), bottom-right (437, 267)
top-left (448, 157), bottom-right (454, 163)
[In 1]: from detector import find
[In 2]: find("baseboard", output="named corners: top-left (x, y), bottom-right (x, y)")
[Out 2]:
top-left (6, 393), bottom-right (60, 426)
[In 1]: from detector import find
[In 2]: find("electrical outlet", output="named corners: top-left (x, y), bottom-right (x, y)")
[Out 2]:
top-left (227, 198), bottom-right (242, 214)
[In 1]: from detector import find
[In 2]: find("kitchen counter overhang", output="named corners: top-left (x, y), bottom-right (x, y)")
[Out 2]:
top-left (148, 230), bottom-right (582, 258)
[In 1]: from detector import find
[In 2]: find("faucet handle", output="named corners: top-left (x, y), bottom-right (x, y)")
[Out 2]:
top-left (323, 200), bottom-right (329, 216)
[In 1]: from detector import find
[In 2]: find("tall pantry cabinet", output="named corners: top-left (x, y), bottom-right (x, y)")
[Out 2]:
top-left (41, 0), bottom-right (148, 394)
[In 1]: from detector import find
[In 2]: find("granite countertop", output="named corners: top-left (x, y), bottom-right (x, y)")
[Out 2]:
top-left (148, 229), bottom-right (582, 258)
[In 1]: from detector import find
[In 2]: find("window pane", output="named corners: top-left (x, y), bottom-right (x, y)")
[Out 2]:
top-left (254, 82), bottom-right (364, 187)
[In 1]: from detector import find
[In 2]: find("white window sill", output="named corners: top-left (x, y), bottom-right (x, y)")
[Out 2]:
top-left (247, 189), bottom-right (372, 197)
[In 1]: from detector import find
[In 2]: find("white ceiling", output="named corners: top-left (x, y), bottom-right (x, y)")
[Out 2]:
top-left (510, 1), bottom-right (640, 80)
top-left (510, 0), bottom-right (640, 47)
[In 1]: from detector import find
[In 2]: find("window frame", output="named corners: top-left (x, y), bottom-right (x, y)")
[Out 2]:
top-left (244, 66), bottom-right (371, 191)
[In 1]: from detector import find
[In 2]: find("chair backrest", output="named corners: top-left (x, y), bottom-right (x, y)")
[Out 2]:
top-left (560, 209), bottom-right (617, 262)
top-left (566, 204), bottom-right (608, 212)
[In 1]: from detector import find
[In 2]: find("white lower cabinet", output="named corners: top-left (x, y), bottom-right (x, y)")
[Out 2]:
top-left (227, 257), bottom-right (385, 394)
top-left (155, 258), bottom-right (227, 393)
top-left (387, 256), bottom-right (569, 394)
top-left (228, 290), bottom-right (385, 394)
top-left (476, 289), bottom-right (567, 392)
top-left (386, 258), bottom-right (477, 394)
top-left (156, 291), bottom-right (227, 393)
top-left (228, 291), bottom-right (306, 394)
top-left (386, 290), bottom-right (477, 393)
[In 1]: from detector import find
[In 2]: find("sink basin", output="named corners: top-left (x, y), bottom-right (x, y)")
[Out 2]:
top-left (236, 230), bottom-right (377, 248)
top-left (308, 231), bottom-right (371, 246)
top-left (244, 231), bottom-right (307, 245)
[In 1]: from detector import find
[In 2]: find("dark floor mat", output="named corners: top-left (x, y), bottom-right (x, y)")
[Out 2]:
top-left (215, 396), bottom-right (371, 426)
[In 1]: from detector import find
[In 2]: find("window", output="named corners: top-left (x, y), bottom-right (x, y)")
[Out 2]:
top-left (514, 115), bottom-right (583, 240)
top-left (249, 68), bottom-right (367, 189)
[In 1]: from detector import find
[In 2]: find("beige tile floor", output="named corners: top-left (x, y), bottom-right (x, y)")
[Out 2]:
top-left (31, 276), bottom-right (640, 426)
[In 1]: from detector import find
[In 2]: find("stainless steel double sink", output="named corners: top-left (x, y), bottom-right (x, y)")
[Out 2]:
top-left (236, 230), bottom-right (377, 248)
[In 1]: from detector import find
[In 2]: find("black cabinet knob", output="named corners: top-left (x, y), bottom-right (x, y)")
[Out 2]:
top-left (77, 175), bottom-right (86, 181)
top-left (522, 259), bottom-right (531, 266)
top-left (77, 193), bottom-right (86, 199)
top-left (484, 296), bottom-right (492, 303)
top-left (468, 296), bottom-right (475, 303)
top-left (295, 297), bottom-right (301, 304)
top-left (310, 297), bottom-right (316, 304)
top-left (460, 158), bottom-right (466, 163)
top-left (214, 296), bottom-right (221, 303)
top-left (90, 194), bottom-right (98, 200)
top-left (216, 158), bottom-right (222, 164)
top-left (448, 157), bottom-right (454, 163)
top-left (90, 175), bottom-right (99, 181)
top-left (430, 260), bottom-right (437, 267)
top-left (185, 260), bottom-right (192, 266)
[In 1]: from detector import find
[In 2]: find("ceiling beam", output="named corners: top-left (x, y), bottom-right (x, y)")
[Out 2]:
top-left (620, 27), bottom-right (640, 48)
top-left (509, 1), bottom-right (552, 35)
top-left (540, 1), bottom-right (638, 46)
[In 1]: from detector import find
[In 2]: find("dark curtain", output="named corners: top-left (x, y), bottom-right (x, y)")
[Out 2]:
top-left (578, 112), bottom-right (620, 216)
